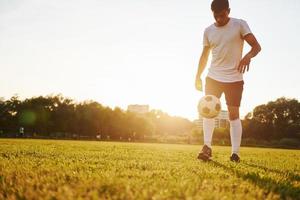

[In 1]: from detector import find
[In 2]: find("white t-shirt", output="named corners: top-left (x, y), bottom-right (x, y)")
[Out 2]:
top-left (203, 18), bottom-right (252, 82)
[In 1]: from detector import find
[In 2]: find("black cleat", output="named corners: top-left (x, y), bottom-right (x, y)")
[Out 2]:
top-left (197, 145), bottom-right (212, 161)
top-left (230, 153), bottom-right (240, 162)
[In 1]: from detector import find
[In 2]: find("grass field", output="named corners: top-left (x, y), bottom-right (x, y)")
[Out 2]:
top-left (0, 139), bottom-right (299, 200)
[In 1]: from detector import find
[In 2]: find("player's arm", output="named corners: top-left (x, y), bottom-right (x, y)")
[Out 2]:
top-left (238, 33), bottom-right (262, 73)
top-left (195, 46), bottom-right (210, 91)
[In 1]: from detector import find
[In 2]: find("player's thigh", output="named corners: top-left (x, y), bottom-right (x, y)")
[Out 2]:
top-left (205, 77), bottom-right (223, 98)
top-left (224, 81), bottom-right (244, 120)
top-left (224, 81), bottom-right (244, 107)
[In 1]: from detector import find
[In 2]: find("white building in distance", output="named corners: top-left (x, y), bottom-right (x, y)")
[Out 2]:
top-left (194, 110), bottom-right (229, 129)
top-left (127, 104), bottom-right (149, 114)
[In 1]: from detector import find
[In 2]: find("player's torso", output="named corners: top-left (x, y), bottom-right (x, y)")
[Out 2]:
top-left (207, 18), bottom-right (243, 52)
top-left (205, 18), bottom-right (245, 82)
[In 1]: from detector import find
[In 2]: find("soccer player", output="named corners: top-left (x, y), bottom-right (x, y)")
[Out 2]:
top-left (195, 0), bottom-right (261, 162)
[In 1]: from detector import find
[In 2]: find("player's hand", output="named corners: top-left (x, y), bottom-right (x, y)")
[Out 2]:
top-left (238, 55), bottom-right (251, 73)
top-left (195, 78), bottom-right (203, 91)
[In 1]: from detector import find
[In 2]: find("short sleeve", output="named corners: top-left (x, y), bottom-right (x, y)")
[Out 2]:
top-left (203, 29), bottom-right (210, 47)
top-left (240, 19), bottom-right (252, 37)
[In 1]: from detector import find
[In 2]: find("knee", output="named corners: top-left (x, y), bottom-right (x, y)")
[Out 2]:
top-left (229, 112), bottom-right (239, 121)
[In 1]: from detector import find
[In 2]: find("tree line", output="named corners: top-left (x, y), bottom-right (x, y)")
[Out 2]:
top-left (0, 95), bottom-right (194, 140)
top-left (1, 95), bottom-right (299, 147)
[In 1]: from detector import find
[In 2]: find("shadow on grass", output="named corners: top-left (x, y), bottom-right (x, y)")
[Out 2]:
top-left (209, 160), bottom-right (300, 200)
top-left (243, 162), bottom-right (300, 182)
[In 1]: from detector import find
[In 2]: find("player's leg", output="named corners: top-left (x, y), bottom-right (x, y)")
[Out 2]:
top-left (224, 81), bottom-right (244, 162)
top-left (198, 77), bottom-right (222, 161)
top-left (203, 77), bottom-right (222, 147)
top-left (227, 106), bottom-right (242, 160)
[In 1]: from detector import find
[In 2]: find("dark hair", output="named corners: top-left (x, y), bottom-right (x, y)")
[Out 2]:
top-left (211, 0), bottom-right (229, 13)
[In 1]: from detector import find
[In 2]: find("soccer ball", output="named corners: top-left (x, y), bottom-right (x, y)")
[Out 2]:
top-left (198, 95), bottom-right (221, 118)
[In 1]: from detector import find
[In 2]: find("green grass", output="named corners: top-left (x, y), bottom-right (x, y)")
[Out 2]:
top-left (0, 139), bottom-right (299, 200)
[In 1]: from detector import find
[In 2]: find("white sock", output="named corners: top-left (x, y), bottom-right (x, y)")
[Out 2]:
top-left (230, 119), bottom-right (242, 155)
top-left (203, 118), bottom-right (215, 148)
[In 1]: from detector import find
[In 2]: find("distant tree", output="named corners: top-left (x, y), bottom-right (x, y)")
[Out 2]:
top-left (49, 95), bottom-right (76, 136)
top-left (145, 109), bottom-right (194, 136)
top-left (3, 95), bottom-right (22, 134)
top-left (243, 97), bottom-right (300, 140)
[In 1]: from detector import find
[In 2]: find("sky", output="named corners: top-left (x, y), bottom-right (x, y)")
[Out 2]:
top-left (0, 0), bottom-right (299, 120)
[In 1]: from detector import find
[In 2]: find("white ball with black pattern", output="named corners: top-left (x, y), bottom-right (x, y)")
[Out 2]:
top-left (198, 95), bottom-right (221, 119)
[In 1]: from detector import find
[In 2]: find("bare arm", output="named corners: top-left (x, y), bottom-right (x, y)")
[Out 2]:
top-left (195, 46), bottom-right (210, 91)
top-left (238, 33), bottom-right (262, 73)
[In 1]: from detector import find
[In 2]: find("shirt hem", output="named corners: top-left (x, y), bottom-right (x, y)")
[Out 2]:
top-left (207, 74), bottom-right (243, 83)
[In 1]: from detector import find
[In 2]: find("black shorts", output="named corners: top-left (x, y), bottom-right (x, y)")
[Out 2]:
top-left (205, 76), bottom-right (244, 107)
